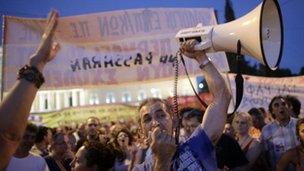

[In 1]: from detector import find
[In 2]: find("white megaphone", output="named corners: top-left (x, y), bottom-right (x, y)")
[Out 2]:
top-left (175, 0), bottom-right (283, 70)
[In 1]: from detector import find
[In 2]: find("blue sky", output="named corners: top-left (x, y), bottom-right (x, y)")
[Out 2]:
top-left (0, 0), bottom-right (303, 74)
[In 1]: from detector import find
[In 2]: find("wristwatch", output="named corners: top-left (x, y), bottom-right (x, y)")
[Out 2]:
top-left (17, 65), bottom-right (45, 88)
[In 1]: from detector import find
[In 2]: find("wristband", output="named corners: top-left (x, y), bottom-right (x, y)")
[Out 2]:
top-left (17, 65), bottom-right (45, 88)
top-left (199, 58), bottom-right (211, 69)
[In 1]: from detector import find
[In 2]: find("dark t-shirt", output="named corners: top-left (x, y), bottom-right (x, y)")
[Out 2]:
top-left (44, 155), bottom-right (72, 171)
top-left (215, 134), bottom-right (249, 169)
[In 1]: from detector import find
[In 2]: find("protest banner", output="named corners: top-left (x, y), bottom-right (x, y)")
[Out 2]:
top-left (2, 8), bottom-right (229, 94)
top-left (226, 74), bottom-right (304, 114)
top-left (29, 103), bottom-right (137, 127)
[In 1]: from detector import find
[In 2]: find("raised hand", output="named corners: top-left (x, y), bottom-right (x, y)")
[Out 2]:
top-left (29, 10), bottom-right (60, 72)
top-left (151, 127), bottom-right (176, 162)
top-left (180, 39), bottom-right (208, 64)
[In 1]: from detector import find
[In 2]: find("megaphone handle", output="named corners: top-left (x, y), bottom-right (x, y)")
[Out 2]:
top-left (228, 40), bottom-right (244, 115)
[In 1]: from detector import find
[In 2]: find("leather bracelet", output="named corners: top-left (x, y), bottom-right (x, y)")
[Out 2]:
top-left (199, 58), bottom-right (211, 69)
top-left (17, 65), bottom-right (45, 88)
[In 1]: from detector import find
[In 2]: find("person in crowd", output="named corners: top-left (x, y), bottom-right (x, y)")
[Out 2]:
top-left (73, 123), bottom-right (86, 151)
top-left (86, 117), bottom-right (101, 142)
top-left (6, 123), bottom-right (50, 171)
top-left (232, 112), bottom-right (263, 169)
top-left (133, 39), bottom-right (231, 170)
top-left (0, 11), bottom-right (59, 170)
top-left (223, 122), bottom-right (234, 137)
top-left (31, 126), bottom-right (53, 157)
top-left (179, 107), bottom-right (203, 143)
top-left (277, 118), bottom-right (304, 171)
top-left (75, 116), bottom-right (100, 151)
top-left (247, 107), bottom-right (266, 138)
top-left (110, 127), bottom-right (138, 171)
top-left (70, 141), bottom-right (116, 171)
top-left (98, 128), bottom-right (109, 145)
top-left (259, 107), bottom-right (274, 124)
top-left (261, 95), bottom-right (300, 170)
top-left (45, 133), bottom-right (73, 171)
top-left (284, 95), bottom-right (302, 118)
top-left (180, 107), bottom-right (249, 170)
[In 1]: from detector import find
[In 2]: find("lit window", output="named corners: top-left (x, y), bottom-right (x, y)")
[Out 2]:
top-left (106, 93), bottom-right (116, 104)
top-left (44, 94), bottom-right (48, 110)
top-left (151, 88), bottom-right (161, 98)
top-left (137, 90), bottom-right (147, 101)
top-left (122, 91), bottom-right (131, 102)
top-left (89, 94), bottom-right (100, 105)
top-left (69, 92), bottom-right (73, 107)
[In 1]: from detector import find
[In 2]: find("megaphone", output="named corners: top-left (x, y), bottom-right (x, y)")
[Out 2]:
top-left (175, 0), bottom-right (283, 70)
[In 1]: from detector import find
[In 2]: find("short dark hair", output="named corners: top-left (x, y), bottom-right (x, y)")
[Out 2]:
top-left (26, 122), bottom-right (38, 134)
top-left (84, 142), bottom-right (116, 170)
top-left (52, 132), bottom-right (65, 143)
top-left (248, 108), bottom-right (263, 117)
top-left (284, 95), bottom-right (301, 117)
top-left (268, 95), bottom-right (284, 119)
top-left (35, 126), bottom-right (50, 143)
top-left (138, 98), bottom-right (172, 123)
top-left (179, 107), bottom-right (204, 123)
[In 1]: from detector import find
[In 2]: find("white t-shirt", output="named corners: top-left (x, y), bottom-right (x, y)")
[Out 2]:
top-left (6, 152), bottom-right (49, 171)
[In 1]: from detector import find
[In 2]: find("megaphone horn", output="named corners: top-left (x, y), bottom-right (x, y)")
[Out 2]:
top-left (175, 0), bottom-right (283, 70)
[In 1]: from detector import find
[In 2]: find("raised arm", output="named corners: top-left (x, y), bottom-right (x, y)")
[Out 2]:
top-left (0, 11), bottom-right (59, 170)
top-left (180, 39), bottom-right (231, 144)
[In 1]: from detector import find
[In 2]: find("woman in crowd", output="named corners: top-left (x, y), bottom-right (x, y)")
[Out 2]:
top-left (232, 112), bottom-right (263, 169)
top-left (110, 127), bottom-right (138, 171)
top-left (277, 118), bottom-right (304, 171)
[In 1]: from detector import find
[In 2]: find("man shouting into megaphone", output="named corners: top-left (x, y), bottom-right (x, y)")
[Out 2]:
top-left (133, 39), bottom-right (231, 171)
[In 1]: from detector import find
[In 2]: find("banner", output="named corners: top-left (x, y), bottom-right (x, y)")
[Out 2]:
top-left (2, 8), bottom-right (229, 92)
top-left (227, 74), bottom-right (304, 115)
top-left (29, 104), bottom-right (137, 127)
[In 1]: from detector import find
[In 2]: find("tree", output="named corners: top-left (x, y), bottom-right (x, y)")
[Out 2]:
top-left (299, 66), bottom-right (304, 75)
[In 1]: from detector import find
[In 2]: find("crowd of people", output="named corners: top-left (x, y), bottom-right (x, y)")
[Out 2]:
top-left (0, 11), bottom-right (304, 171)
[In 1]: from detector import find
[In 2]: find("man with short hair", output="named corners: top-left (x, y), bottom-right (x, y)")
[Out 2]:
top-left (179, 107), bottom-right (203, 143)
top-left (180, 107), bottom-right (249, 170)
top-left (75, 117), bottom-right (101, 151)
top-left (284, 95), bottom-right (301, 118)
top-left (261, 95), bottom-right (300, 170)
top-left (31, 126), bottom-right (52, 157)
top-left (133, 40), bottom-right (231, 170)
top-left (45, 133), bottom-right (72, 171)
top-left (86, 116), bottom-right (101, 142)
top-left (6, 123), bottom-right (49, 171)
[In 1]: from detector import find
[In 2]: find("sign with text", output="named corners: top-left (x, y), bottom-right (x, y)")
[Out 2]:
top-left (3, 8), bottom-right (229, 92)
top-left (29, 104), bottom-right (137, 127)
top-left (227, 74), bottom-right (304, 114)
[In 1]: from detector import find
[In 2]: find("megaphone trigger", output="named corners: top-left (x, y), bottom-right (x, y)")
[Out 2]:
top-left (194, 40), bottom-right (212, 51)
